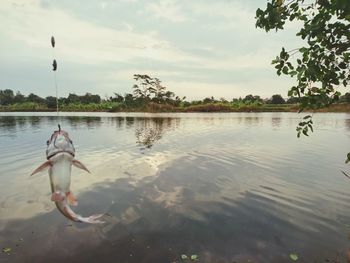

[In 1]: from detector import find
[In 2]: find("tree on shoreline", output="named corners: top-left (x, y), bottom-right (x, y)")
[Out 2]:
top-left (243, 94), bottom-right (263, 104)
top-left (0, 89), bottom-right (14, 105)
top-left (132, 74), bottom-right (184, 107)
top-left (269, 94), bottom-right (286, 104)
top-left (2, 85), bottom-right (350, 111)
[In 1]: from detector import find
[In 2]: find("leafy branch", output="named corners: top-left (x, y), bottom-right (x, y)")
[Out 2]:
top-left (255, 0), bottom-right (350, 159)
top-left (296, 115), bottom-right (313, 137)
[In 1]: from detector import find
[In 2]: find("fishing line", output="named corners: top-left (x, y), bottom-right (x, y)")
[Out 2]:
top-left (51, 36), bottom-right (59, 117)
top-left (48, 5), bottom-right (59, 121)
top-left (54, 64), bottom-right (59, 115)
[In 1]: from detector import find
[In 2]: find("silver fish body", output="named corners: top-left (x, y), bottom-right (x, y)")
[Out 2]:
top-left (31, 129), bottom-right (104, 224)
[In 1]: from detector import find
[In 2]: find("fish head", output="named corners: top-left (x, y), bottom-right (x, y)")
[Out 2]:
top-left (46, 129), bottom-right (75, 159)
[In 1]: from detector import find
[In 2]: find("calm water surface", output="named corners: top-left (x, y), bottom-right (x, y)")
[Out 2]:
top-left (1, 112), bottom-right (350, 262)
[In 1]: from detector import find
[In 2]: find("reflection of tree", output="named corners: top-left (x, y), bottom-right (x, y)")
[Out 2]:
top-left (125, 117), bottom-right (135, 128)
top-left (0, 116), bottom-right (37, 136)
top-left (115, 117), bottom-right (124, 128)
top-left (244, 116), bottom-right (261, 126)
top-left (345, 119), bottom-right (350, 131)
top-left (29, 116), bottom-right (41, 129)
top-left (0, 116), bottom-right (104, 134)
top-left (65, 116), bottom-right (102, 129)
top-left (271, 117), bottom-right (282, 128)
top-left (135, 118), bottom-right (179, 149)
top-left (0, 116), bottom-right (17, 134)
top-left (0, 115), bottom-right (181, 149)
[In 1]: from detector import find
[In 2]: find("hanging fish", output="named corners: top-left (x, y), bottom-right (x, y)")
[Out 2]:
top-left (51, 36), bottom-right (55, 48)
top-left (30, 128), bottom-right (105, 224)
top-left (52, 59), bottom-right (57, 71)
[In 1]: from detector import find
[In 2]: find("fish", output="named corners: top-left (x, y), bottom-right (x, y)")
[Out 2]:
top-left (31, 127), bottom-right (104, 224)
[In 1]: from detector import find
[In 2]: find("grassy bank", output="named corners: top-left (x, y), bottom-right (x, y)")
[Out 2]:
top-left (1, 102), bottom-right (350, 113)
top-left (0, 102), bottom-right (122, 112)
top-left (313, 103), bottom-right (350, 113)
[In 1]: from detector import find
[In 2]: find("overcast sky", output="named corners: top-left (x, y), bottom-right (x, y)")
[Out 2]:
top-left (0, 0), bottom-right (305, 100)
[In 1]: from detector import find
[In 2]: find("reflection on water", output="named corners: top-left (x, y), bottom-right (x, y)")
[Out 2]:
top-left (0, 115), bottom-right (104, 134)
top-left (271, 117), bottom-right (282, 128)
top-left (1, 112), bottom-right (350, 262)
top-left (135, 118), bottom-right (180, 150)
top-left (345, 119), bottom-right (350, 131)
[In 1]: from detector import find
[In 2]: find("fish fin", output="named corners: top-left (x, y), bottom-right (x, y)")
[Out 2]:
top-left (66, 191), bottom-right (78, 206)
top-left (72, 159), bottom-right (90, 173)
top-left (51, 192), bottom-right (65, 202)
top-left (30, 160), bottom-right (52, 176)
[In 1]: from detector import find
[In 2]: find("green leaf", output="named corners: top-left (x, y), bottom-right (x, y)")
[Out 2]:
top-left (2, 247), bottom-right (11, 253)
top-left (271, 56), bottom-right (280, 64)
top-left (191, 255), bottom-right (199, 261)
top-left (289, 253), bottom-right (298, 261)
top-left (290, 70), bottom-right (298, 77)
top-left (339, 62), bottom-right (346, 69)
top-left (308, 124), bottom-right (313, 132)
top-left (346, 153), bottom-right (350, 163)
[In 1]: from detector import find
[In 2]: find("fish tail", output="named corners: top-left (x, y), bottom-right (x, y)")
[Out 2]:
top-left (77, 213), bottom-right (105, 224)
top-left (60, 204), bottom-right (105, 224)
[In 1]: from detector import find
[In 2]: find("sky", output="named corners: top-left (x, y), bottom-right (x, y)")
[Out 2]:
top-left (0, 0), bottom-right (305, 100)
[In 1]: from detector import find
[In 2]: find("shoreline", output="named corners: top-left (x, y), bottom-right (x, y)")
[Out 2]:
top-left (1, 103), bottom-right (350, 113)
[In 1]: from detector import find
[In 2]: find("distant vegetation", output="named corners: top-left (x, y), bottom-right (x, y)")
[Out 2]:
top-left (1, 74), bottom-right (350, 112)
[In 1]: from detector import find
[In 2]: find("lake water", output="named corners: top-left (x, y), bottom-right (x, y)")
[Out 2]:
top-left (1, 112), bottom-right (350, 262)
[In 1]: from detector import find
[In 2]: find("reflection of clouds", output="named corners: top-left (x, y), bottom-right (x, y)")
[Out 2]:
top-left (0, 116), bottom-right (183, 221)
top-left (1, 112), bottom-right (349, 224)
top-left (153, 185), bottom-right (183, 208)
top-left (120, 207), bottom-right (141, 224)
top-left (2, 113), bottom-right (350, 262)
top-left (2, 152), bottom-right (347, 263)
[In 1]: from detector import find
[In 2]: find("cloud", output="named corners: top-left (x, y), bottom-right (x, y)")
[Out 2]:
top-left (100, 2), bottom-right (107, 9)
top-left (189, 1), bottom-right (254, 30)
top-left (0, 0), bottom-right (195, 65)
top-left (0, 0), bottom-right (304, 99)
top-left (190, 1), bottom-right (252, 19)
top-left (146, 0), bottom-right (187, 23)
